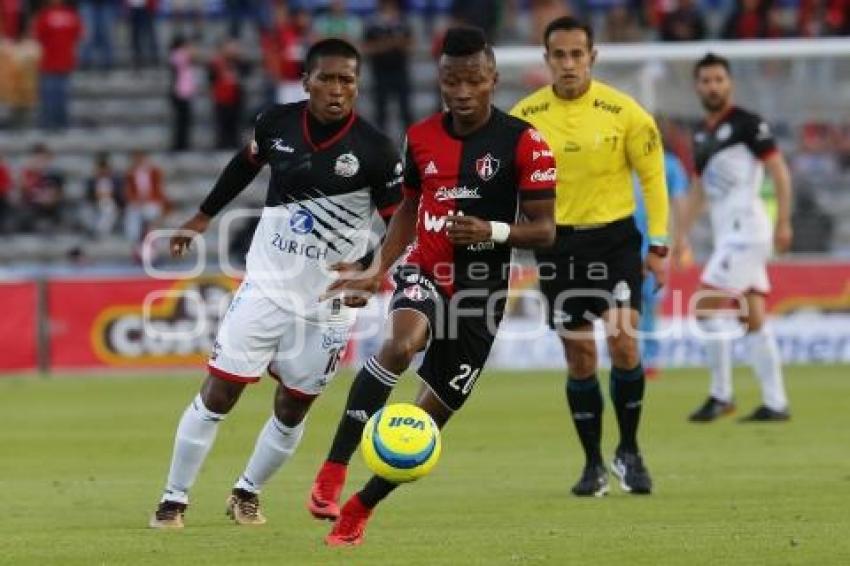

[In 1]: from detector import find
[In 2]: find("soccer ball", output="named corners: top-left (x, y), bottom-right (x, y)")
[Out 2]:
top-left (360, 403), bottom-right (442, 483)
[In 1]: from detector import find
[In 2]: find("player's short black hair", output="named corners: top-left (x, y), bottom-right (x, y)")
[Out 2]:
top-left (543, 16), bottom-right (594, 51)
top-left (440, 26), bottom-right (495, 65)
top-left (694, 52), bottom-right (731, 78)
top-left (304, 38), bottom-right (361, 75)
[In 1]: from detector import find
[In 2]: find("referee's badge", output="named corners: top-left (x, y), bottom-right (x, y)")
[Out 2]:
top-left (475, 153), bottom-right (500, 181)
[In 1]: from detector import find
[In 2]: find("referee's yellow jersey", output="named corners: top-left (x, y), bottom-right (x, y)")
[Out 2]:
top-left (510, 80), bottom-right (669, 242)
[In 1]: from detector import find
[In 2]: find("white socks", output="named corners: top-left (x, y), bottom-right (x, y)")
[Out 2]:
top-left (234, 416), bottom-right (305, 494)
top-left (162, 394), bottom-right (225, 504)
top-left (744, 327), bottom-right (789, 411)
top-left (699, 318), bottom-right (789, 411)
top-left (699, 317), bottom-right (733, 403)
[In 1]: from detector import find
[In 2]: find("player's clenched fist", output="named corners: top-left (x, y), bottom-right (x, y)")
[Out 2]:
top-left (170, 211), bottom-right (211, 257)
top-left (446, 215), bottom-right (491, 245)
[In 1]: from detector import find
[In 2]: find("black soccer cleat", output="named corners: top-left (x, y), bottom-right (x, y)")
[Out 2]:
top-left (738, 405), bottom-right (790, 422)
top-left (611, 451), bottom-right (652, 495)
top-left (571, 464), bottom-right (609, 497)
top-left (688, 396), bottom-right (736, 422)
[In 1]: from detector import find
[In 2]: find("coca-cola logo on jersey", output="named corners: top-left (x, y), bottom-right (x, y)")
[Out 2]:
top-left (530, 168), bottom-right (556, 182)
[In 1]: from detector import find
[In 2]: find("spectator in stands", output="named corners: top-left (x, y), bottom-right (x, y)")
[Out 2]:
top-left (0, 27), bottom-right (40, 128)
top-left (127, 0), bottom-right (159, 69)
top-left (169, 34), bottom-right (198, 151)
top-left (19, 143), bottom-right (65, 233)
top-left (798, 0), bottom-right (849, 36)
top-left (529, 0), bottom-right (572, 45)
top-left (1, 0), bottom-right (23, 40)
top-left (0, 155), bottom-right (11, 233)
top-left (83, 152), bottom-right (123, 238)
top-left (791, 122), bottom-right (841, 180)
top-left (263, 2), bottom-right (308, 104)
top-left (604, 4), bottom-right (644, 42)
top-left (79, 0), bottom-right (116, 70)
top-left (170, 0), bottom-right (205, 39)
top-left (449, 0), bottom-right (503, 41)
top-left (791, 191), bottom-right (833, 252)
top-left (209, 38), bottom-right (248, 149)
top-left (33, 0), bottom-right (83, 130)
top-left (224, 0), bottom-right (269, 39)
top-left (124, 149), bottom-right (167, 245)
top-left (721, 0), bottom-right (783, 39)
top-left (314, 0), bottom-right (362, 43)
top-left (363, 0), bottom-right (413, 133)
top-left (660, 0), bottom-right (707, 41)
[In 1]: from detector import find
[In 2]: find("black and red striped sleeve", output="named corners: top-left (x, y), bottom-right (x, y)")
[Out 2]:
top-left (514, 128), bottom-right (556, 200)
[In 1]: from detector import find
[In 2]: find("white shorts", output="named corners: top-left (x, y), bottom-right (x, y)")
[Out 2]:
top-left (208, 280), bottom-right (353, 399)
top-left (701, 241), bottom-right (771, 295)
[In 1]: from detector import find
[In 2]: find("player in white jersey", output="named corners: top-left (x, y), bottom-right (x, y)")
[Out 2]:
top-left (675, 53), bottom-right (793, 423)
top-left (149, 39), bottom-right (402, 529)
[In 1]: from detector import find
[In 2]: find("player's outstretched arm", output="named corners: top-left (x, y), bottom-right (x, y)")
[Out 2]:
top-left (764, 152), bottom-right (793, 253)
top-left (169, 146), bottom-right (264, 258)
top-left (322, 193), bottom-right (419, 306)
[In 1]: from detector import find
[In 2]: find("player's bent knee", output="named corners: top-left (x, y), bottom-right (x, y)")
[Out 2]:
top-left (274, 386), bottom-right (314, 427)
top-left (200, 374), bottom-right (246, 414)
top-left (377, 338), bottom-right (423, 374)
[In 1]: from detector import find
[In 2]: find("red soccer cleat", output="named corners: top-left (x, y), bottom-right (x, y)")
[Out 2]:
top-left (308, 460), bottom-right (347, 521)
top-left (325, 494), bottom-right (372, 547)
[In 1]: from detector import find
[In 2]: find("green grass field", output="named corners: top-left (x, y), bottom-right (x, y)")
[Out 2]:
top-left (2, 366), bottom-right (849, 565)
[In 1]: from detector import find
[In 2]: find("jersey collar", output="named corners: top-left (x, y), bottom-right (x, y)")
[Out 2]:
top-left (301, 106), bottom-right (357, 152)
top-left (704, 105), bottom-right (736, 132)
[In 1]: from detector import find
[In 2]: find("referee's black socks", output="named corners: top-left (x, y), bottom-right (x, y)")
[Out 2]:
top-left (327, 356), bottom-right (398, 465)
top-left (610, 364), bottom-right (645, 455)
top-left (566, 376), bottom-right (604, 467)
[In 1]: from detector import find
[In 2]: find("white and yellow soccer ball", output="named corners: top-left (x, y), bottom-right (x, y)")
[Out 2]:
top-left (360, 403), bottom-right (442, 483)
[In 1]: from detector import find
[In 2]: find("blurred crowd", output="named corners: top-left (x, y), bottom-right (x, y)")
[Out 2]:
top-left (1, 1), bottom-right (848, 130)
top-left (0, 0), bottom-right (849, 256)
top-left (0, 145), bottom-right (168, 248)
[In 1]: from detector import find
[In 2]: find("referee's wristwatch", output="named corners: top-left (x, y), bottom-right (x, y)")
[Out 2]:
top-left (648, 239), bottom-right (669, 258)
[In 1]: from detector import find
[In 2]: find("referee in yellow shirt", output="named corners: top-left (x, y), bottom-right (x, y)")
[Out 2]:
top-left (511, 17), bottom-right (669, 497)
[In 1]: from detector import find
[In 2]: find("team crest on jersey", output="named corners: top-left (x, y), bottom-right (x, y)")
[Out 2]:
top-left (403, 284), bottom-right (427, 302)
top-left (334, 153), bottom-right (360, 177)
top-left (475, 153), bottom-right (500, 181)
top-left (716, 123), bottom-right (732, 141)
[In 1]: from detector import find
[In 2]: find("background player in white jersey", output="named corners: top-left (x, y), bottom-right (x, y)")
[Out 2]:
top-left (148, 38), bottom-right (402, 528)
top-left (676, 53), bottom-right (793, 423)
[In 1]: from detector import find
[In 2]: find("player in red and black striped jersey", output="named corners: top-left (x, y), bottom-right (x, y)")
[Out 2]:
top-left (308, 27), bottom-right (556, 546)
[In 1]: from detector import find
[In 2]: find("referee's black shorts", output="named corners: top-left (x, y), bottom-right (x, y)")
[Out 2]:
top-left (534, 216), bottom-right (643, 331)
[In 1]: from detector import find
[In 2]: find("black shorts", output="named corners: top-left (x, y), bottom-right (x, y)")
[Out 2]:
top-left (390, 265), bottom-right (503, 411)
top-left (535, 216), bottom-right (643, 331)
